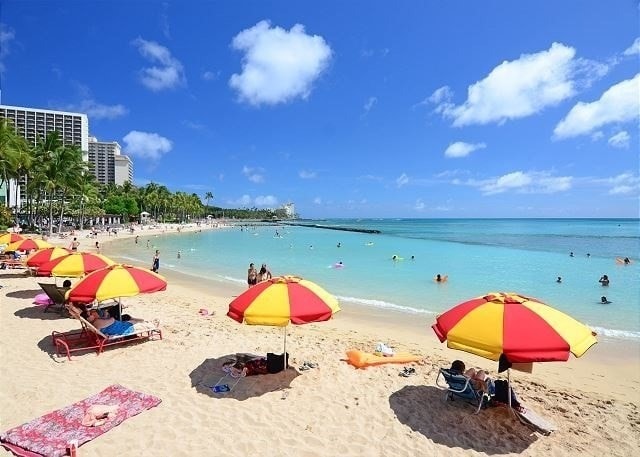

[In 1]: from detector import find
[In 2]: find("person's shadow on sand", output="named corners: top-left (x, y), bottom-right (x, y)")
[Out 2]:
top-left (389, 385), bottom-right (538, 454)
top-left (14, 306), bottom-right (67, 321)
top-left (189, 355), bottom-right (300, 401)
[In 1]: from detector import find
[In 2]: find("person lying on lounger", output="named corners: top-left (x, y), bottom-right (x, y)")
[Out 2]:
top-left (82, 308), bottom-right (159, 336)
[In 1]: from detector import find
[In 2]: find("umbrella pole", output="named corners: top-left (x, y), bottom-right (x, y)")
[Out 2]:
top-left (283, 326), bottom-right (288, 371)
top-left (507, 368), bottom-right (516, 417)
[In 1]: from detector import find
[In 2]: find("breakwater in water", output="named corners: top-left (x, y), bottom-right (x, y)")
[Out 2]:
top-left (280, 222), bottom-right (381, 234)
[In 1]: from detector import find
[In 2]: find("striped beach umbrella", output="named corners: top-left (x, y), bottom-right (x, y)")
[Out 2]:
top-left (432, 292), bottom-right (597, 363)
top-left (228, 275), bottom-right (340, 370)
top-left (66, 264), bottom-right (167, 303)
top-left (37, 252), bottom-right (115, 277)
top-left (25, 247), bottom-right (71, 268)
top-left (6, 238), bottom-right (53, 252)
top-left (0, 233), bottom-right (25, 245)
top-left (228, 275), bottom-right (341, 326)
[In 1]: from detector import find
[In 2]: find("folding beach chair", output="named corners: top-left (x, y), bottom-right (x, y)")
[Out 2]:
top-left (38, 282), bottom-right (68, 314)
top-left (435, 368), bottom-right (489, 414)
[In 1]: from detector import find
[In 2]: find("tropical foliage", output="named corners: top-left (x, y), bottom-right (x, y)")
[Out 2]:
top-left (0, 122), bottom-right (294, 233)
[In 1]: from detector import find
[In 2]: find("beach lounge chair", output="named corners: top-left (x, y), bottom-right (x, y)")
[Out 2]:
top-left (435, 367), bottom-right (489, 414)
top-left (52, 305), bottom-right (162, 361)
top-left (38, 282), bottom-right (68, 314)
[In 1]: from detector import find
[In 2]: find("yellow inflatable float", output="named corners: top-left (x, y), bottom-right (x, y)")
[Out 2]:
top-left (346, 349), bottom-right (422, 369)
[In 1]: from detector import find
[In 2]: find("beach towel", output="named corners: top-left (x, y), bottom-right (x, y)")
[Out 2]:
top-left (0, 384), bottom-right (161, 457)
top-left (346, 349), bottom-right (422, 369)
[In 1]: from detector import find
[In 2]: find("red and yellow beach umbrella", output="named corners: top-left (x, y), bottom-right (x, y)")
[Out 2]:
top-left (432, 292), bottom-right (597, 363)
top-left (228, 275), bottom-right (340, 369)
top-left (25, 247), bottom-right (71, 268)
top-left (228, 275), bottom-right (341, 326)
top-left (0, 233), bottom-right (25, 245)
top-left (6, 238), bottom-right (52, 252)
top-left (37, 252), bottom-right (115, 277)
top-left (66, 264), bottom-right (167, 304)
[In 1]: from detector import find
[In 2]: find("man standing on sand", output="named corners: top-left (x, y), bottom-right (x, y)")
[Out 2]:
top-left (247, 263), bottom-right (258, 288)
top-left (69, 237), bottom-right (80, 252)
top-left (152, 250), bottom-right (160, 273)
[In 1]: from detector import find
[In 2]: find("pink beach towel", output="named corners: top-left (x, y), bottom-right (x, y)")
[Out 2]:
top-left (32, 293), bottom-right (53, 307)
top-left (0, 384), bottom-right (161, 457)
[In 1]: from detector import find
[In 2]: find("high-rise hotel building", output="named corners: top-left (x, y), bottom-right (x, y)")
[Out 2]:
top-left (0, 105), bottom-right (89, 208)
top-left (0, 104), bottom-right (134, 208)
top-left (88, 137), bottom-right (133, 185)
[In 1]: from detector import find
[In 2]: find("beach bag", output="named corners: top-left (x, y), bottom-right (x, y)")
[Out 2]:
top-left (267, 352), bottom-right (289, 373)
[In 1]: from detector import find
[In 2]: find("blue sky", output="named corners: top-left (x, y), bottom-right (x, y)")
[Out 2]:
top-left (1, 1), bottom-right (638, 218)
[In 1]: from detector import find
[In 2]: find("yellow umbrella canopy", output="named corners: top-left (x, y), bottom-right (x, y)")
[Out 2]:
top-left (227, 275), bottom-right (341, 326)
top-left (6, 238), bottom-right (53, 252)
top-left (0, 233), bottom-right (26, 245)
top-left (432, 292), bottom-right (597, 363)
top-left (25, 247), bottom-right (71, 268)
top-left (37, 252), bottom-right (115, 277)
top-left (66, 264), bottom-right (167, 303)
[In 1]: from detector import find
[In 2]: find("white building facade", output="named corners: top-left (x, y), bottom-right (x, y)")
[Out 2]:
top-left (0, 105), bottom-right (89, 208)
top-left (88, 137), bottom-right (133, 185)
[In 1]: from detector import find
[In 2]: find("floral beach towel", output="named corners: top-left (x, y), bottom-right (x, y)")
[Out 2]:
top-left (1, 384), bottom-right (161, 457)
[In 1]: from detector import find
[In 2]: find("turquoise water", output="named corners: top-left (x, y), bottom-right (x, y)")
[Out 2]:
top-left (110, 219), bottom-right (640, 341)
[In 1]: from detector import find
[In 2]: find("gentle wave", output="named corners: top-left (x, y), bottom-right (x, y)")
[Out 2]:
top-left (336, 295), bottom-right (437, 315)
top-left (590, 326), bottom-right (640, 341)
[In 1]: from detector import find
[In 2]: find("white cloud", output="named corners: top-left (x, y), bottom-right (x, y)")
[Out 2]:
top-left (242, 165), bottom-right (264, 183)
top-left (444, 141), bottom-right (486, 158)
top-left (608, 131), bottom-right (631, 149)
top-left (229, 20), bottom-right (332, 106)
top-left (228, 195), bottom-right (252, 207)
top-left (457, 171), bottom-right (573, 195)
top-left (202, 70), bottom-right (219, 81)
top-left (254, 195), bottom-right (278, 206)
top-left (554, 73), bottom-right (640, 139)
top-left (396, 173), bottom-right (409, 187)
top-left (604, 172), bottom-right (640, 195)
top-left (432, 43), bottom-right (597, 126)
top-left (71, 99), bottom-right (128, 120)
top-left (414, 199), bottom-right (425, 211)
top-left (122, 131), bottom-right (172, 160)
top-left (363, 96), bottom-right (377, 113)
top-left (428, 86), bottom-right (453, 104)
top-left (132, 38), bottom-right (186, 91)
top-left (313, 197), bottom-right (322, 205)
top-left (299, 170), bottom-right (316, 179)
top-left (0, 23), bottom-right (15, 73)
top-left (590, 131), bottom-right (604, 141)
top-left (623, 37), bottom-right (640, 56)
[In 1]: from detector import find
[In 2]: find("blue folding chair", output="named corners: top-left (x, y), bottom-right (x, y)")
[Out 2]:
top-left (435, 368), bottom-right (488, 414)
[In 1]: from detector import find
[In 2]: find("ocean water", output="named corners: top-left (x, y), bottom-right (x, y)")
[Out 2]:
top-left (109, 219), bottom-right (640, 341)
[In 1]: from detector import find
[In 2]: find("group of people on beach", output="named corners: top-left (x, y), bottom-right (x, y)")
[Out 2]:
top-left (247, 262), bottom-right (272, 287)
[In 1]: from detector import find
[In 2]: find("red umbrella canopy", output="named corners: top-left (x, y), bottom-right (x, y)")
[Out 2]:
top-left (0, 233), bottom-right (26, 245)
top-left (66, 264), bottom-right (167, 303)
top-left (25, 247), bottom-right (71, 268)
top-left (227, 275), bottom-right (341, 326)
top-left (37, 252), bottom-right (115, 277)
top-left (432, 292), bottom-right (597, 364)
top-left (6, 238), bottom-right (52, 252)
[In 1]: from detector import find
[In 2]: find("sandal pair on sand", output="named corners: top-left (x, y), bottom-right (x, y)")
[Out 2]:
top-left (399, 367), bottom-right (416, 377)
top-left (299, 361), bottom-right (318, 371)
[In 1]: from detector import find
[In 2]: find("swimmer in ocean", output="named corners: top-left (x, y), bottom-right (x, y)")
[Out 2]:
top-left (436, 274), bottom-right (443, 282)
top-left (392, 255), bottom-right (398, 261)
top-left (601, 296), bottom-right (611, 304)
top-left (556, 276), bottom-right (562, 283)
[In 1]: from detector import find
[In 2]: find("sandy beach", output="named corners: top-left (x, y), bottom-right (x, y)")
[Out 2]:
top-left (1, 225), bottom-right (639, 457)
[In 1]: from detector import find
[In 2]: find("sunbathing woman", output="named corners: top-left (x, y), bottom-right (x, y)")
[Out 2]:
top-left (83, 308), bottom-right (158, 336)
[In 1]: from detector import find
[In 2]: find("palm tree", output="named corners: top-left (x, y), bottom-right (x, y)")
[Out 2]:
top-left (0, 118), bottom-right (30, 208)
top-left (204, 191), bottom-right (214, 215)
top-left (33, 132), bottom-right (65, 235)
